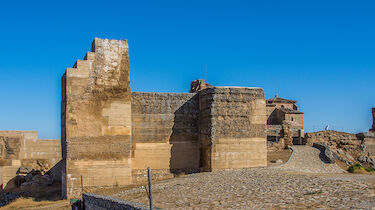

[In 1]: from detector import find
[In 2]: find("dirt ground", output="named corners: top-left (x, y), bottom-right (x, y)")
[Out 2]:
top-left (267, 149), bottom-right (292, 166)
top-left (0, 198), bottom-right (70, 210)
top-left (0, 179), bottom-right (68, 209)
top-left (4, 179), bottom-right (62, 201)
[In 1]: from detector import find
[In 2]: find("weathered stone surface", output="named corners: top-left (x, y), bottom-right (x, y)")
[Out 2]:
top-left (189, 79), bottom-right (213, 93)
top-left (62, 38), bottom-right (132, 198)
top-left (312, 142), bottom-right (336, 163)
top-left (305, 130), bottom-right (375, 167)
top-left (131, 92), bottom-right (199, 174)
top-left (198, 87), bottom-right (267, 171)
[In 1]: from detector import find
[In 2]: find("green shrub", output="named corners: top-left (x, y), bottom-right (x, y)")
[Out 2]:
top-left (365, 167), bottom-right (374, 172)
top-left (348, 163), bottom-right (365, 173)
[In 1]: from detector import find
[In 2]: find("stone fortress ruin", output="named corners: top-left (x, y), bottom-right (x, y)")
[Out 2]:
top-left (60, 38), bottom-right (309, 198)
top-left (2, 37), bottom-right (374, 202)
top-left (61, 38), bottom-right (270, 198)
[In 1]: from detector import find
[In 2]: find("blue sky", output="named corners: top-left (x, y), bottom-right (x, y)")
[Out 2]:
top-left (0, 0), bottom-right (374, 139)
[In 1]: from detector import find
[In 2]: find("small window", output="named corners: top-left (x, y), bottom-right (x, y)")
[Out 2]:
top-left (281, 105), bottom-right (284, 108)
top-left (291, 117), bottom-right (294, 121)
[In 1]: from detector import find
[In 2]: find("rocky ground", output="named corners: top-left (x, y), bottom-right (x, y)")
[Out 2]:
top-left (112, 167), bottom-right (375, 209)
top-left (305, 131), bottom-right (375, 169)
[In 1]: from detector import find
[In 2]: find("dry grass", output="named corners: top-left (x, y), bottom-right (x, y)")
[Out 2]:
top-left (0, 198), bottom-right (70, 210)
top-left (3, 179), bottom-right (62, 201)
top-left (335, 159), bottom-right (348, 170)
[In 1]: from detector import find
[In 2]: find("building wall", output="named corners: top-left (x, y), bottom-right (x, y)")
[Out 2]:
top-left (131, 92), bottom-right (199, 178)
top-left (20, 139), bottom-right (61, 165)
top-left (266, 105), bottom-right (277, 125)
top-left (267, 108), bottom-right (286, 125)
top-left (199, 87), bottom-right (267, 171)
top-left (284, 113), bottom-right (304, 129)
top-left (271, 102), bottom-right (294, 110)
top-left (62, 38), bottom-right (132, 198)
top-left (266, 100), bottom-right (304, 146)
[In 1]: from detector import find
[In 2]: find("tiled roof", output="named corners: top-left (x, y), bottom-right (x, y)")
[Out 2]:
top-left (278, 107), bottom-right (303, 114)
top-left (266, 96), bottom-right (296, 104)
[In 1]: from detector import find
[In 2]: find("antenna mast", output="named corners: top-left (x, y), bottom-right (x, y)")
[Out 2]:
top-left (205, 64), bottom-right (207, 82)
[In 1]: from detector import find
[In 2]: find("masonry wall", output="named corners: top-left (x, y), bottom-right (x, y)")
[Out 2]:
top-left (266, 105), bottom-right (277, 124)
top-left (198, 87), bottom-right (267, 171)
top-left (131, 92), bottom-right (199, 180)
top-left (62, 38), bottom-right (132, 198)
top-left (271, 102), bottom-right (294, 110)
top-left (0, 131), bottom-right (61, 187)
top-left (285, 113), bottom-right (304, 130)
top-left (267, 108), bottom-right (284, 125)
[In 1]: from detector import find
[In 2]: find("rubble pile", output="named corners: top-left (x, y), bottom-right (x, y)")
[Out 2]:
top-left (15, 167), bottom-right (53, 189)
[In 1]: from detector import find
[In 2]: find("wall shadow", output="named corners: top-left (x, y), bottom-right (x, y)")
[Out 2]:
top-left (169, 94), bottom-right (200, 174)
top-left (313, 145), bottom-right (331, 164)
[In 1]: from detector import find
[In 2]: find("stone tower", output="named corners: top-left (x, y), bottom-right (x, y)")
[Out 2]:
top-left (198, 87), bottom-right (267, 171)
top-left (61, 38), bottom-right (132, 198)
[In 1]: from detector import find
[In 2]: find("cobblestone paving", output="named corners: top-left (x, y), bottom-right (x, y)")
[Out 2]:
top-left (112, 168), bottom-right (375, 209)
top-left (275, 146), bottom-right (345, 174)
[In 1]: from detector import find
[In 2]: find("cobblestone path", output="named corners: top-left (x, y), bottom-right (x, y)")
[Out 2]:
top-left (112, 168), bottom-right (375, 209)
top-left (275, 145), bottom-right (345, 174)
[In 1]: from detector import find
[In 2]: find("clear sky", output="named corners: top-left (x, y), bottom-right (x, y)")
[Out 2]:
top-left (0, 0), bottom-right (374, 139)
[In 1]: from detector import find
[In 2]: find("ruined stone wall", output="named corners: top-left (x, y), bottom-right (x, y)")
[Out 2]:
top-left (198, 87), bottom-right (267, 171)
top-left (306, 131), bottom-right (375, 168)
top-left (62, 38), bottom-right (132, 198)
top-left (0, 131), bottom-right (61, 187)
top-left (20, 139), bottom-right (61, 165)
top-left (305, 131), bottom-right (361, 165)
top-left (0, 131), bottom-right (35, 161)
top-left (131, 92), bottom-right (199, 180)
top-left (305, 131), bottom-right (358, 145)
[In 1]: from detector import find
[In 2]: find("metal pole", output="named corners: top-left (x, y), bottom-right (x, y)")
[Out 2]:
top-left (147, 167), bottom-right (153, 210)
top-left (81, 175), bottom-right (84, 197)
